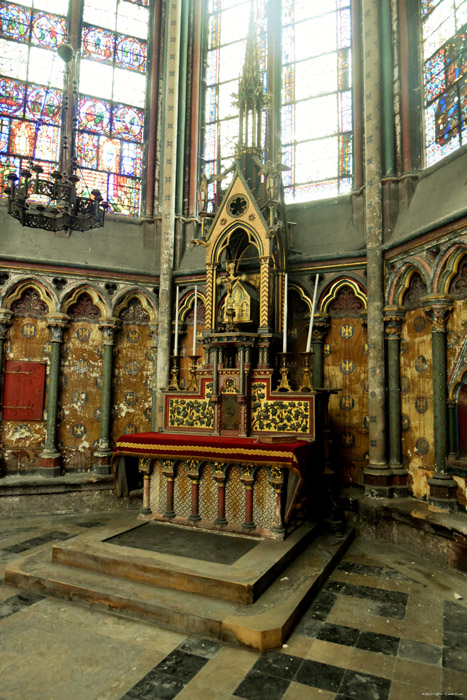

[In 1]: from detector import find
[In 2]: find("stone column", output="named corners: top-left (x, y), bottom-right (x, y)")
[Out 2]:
top-left (361, 0), bottom-right (390, 496)
top-left (310, 312), bottom-right (330, 389)
top-left (447, 399), bottom-right (457, 460)
top-left (155, 1), bottom-right (182, 429)
top-left (39, 313), bottom-right (69, 477)
top-left (384, 306), bottom-right (408, 496)
top-left (0, 309), bottom-right (12, 477)
top-left (421, 294), bottom-right (458, 511)
top-left (93, 316), bottom-right (120, 475)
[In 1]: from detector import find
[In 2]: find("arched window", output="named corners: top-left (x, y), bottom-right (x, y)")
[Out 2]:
top-left (281, 1), bottom-right (353, 202)
top-left (0, 0), bottom-right (152, 218)
top-left (202, 0), bottom-right (353, 207)
top-left (422, 0), bottom-right (467, 166)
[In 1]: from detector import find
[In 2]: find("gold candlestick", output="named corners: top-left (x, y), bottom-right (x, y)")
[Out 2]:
top-left (168, 355), bottom-right (180, 390)
top-left (298, 351), bottom-right (314, 392)
top-left (187, 354), bottom-right (201, 392)
top-left (276, 352), bottom-right (293, 392)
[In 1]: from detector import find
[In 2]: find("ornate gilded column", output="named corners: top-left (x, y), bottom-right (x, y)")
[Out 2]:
top-left (0, 309), bottom-right (12, 476)
top-left (93, 317), bottom-right (120, 475)
top-left (310, 312), bottom-right (330, 389)
top-left (39, 313), bottom-right (69, 477)
top-left (421, 294), bottom-right (458, 511)
top-left (149, 320), bottom-right (158, 431)
top-left (384, 306), bottom-right (408, 496)
top-left (259, 256), bottom-right (271, 331)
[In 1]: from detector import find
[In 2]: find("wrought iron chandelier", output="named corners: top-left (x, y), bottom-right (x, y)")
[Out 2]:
top-left (3, 41), bottom-right (108, 233)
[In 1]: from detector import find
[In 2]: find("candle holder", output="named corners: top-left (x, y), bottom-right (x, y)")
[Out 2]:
top-left (187, 354), bottom-right (201, 392)
top-left (276, 352), bottom-right (293, 392)
top-left (168, 354), bottom-right (180, 390)
top-left (298, 351), bottom-right (314, 392)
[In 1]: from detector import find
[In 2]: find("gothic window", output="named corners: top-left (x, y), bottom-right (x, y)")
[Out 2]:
top-left (202, 0), bottom-right (353, 207)
top-left (281, 0), bottom-right (353, 202)
top-left (203, 0), bottom-right (268, 209)
top-left (422, 0), bottom-right (467, 166)
top-left (0, 1), bottom-right (68, 195)
top-left (0, 0), bottom-right (152, 218)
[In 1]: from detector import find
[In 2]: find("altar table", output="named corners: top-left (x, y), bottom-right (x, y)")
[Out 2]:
top-left (112, 433), bottom-right (314, 538)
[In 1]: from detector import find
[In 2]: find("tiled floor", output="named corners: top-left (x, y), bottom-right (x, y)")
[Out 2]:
top-left (1, 511), bottom-right (467, 700)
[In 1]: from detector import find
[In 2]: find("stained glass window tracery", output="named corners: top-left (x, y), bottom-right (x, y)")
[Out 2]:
top-left (203, 0), bottom-right (353, 207)
top-left (0, 0), bottom-right (67, 195)
top-left (77, 0), bottom-right (150, 216)
top-left (422, 0), bottom-right (467, 166)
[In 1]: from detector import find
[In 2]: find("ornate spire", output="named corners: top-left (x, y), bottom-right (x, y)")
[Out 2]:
top-left (237, 4), bottom-right (265, 152)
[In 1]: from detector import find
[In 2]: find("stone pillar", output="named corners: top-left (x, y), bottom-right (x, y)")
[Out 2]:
top-left (39, 313), bottom-right (69, 477)
top-left (213, 461), bottom-right (228, 527)
top-left (310, 312), bottom-right (330, 389)
top-left (384, 306), bottom-right (408, 496)
top-left (447, 399), bottom-right (457, 460)
top-left (421, 294), bottom-right (458, 511)
top-left (155, 1), bottom-right (182, 429)
top-left (0, 309), bottom-right (12, 476)
top-left (93, 316), bottom-right (120, 475)
top-left (240, 465), bottom-right (257, 530)
top-left (162, 459), bottom-right (176, 519)
top-left (361, 0), bottom-right (390, 496)
top-left (186, 459), bottom-right (202, 523)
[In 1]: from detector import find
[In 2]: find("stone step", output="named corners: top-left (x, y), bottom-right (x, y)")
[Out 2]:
top-left (4, 526), bottom-right (354, 651)
top-left (50, 520), bottom-right (319, 604)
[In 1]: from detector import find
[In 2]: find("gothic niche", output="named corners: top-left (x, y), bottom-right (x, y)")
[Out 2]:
top-left (328, 285), bottom-right (365, 318)
top-left (402, 272), bottom-right (427, 309)
top-left (216, 230), bottom-right (260, 331)
top-left (68, 292), bottom-right (101, 319)
top-left (448, 257), bottom-right (467, 298)
top-left (10, 287), bottom-right (49, 316)
top-left (119, 298), bottom-right (150, 324)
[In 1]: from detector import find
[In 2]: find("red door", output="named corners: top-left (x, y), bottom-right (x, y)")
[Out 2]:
top-left (2, 360), bottom-right (46, 421)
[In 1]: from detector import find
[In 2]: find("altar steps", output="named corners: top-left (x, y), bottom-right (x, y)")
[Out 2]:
top-left (4, 520), bottom-right (354, 651)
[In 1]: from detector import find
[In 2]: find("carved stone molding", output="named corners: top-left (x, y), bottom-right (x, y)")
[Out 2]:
top-left (421, 294), bottom-right (454, 333)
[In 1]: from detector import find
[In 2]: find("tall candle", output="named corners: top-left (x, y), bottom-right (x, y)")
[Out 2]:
top-left (192, 285), bottom-right (198, 354)
top-left (282, 272), bottom-right (288, 353)
top-left (173, 285), bottom-right (179, 356)
top-left (306, 274), bottom-right (319, 353)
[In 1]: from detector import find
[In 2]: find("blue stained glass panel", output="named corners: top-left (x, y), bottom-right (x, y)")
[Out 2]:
top-left (0, 3), bottom-right (30, 42)
top-left (31, 12), bottom-right (66, 48)
top-left (81, 25), bottom-right (115, 64)
top-left (115, 35), bottom-right (147, 73)
top-left (0, 77), bottom-right (25, 115)
top-left (0, 116), bottom-right (8, 151)
top-left (78, 96), bottom-right (111, 134)
top-left (25, 85), bottom-right (61, 124)
top-left (77, 132), bottom-right (99, 169)
top-left (112, 104), bottom-right (144, 141)
top-left (121, 141), bottom-right (142, 176)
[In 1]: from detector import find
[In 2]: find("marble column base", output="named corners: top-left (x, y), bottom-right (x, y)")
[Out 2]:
top-left (39, 451), bottom-right (61, 478)
top-left (363, 465), bottom-right (393, 498)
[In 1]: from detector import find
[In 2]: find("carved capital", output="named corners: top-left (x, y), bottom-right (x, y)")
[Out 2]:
top-left (311, 312), bottom-right (330, 342)
top-left (421, 294), bottom-right (454, 333)
top-left (0, 308), bottom-right (12, 339)
top-left (383, 305), bottom-right (405, 340)
top-left (99, 316), bottom-right (121, 345)
top-left (47, 312), bottom-right (69, 342)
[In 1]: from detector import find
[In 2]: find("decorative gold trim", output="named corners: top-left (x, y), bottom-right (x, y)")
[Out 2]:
top-left (321, 278), bottom-right (367, 312)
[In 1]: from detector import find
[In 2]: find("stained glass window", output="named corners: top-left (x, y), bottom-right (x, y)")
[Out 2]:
top-left (78, 0), bottom-right (150, 216)
top-left (281, 0), bottom-right (353, 203)
top-left (0, 1), bottom-right (67, 195)
top-left (202, 0), bottom-right (353, 207)
top-left (203, 0), bottom-right (268, 209)
top-left (422, 0), bottom-right (467, 166)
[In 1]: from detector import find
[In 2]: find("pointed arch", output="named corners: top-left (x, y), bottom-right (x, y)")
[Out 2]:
top-left (113, 290), bottom-right (157, 322)
top-left (386, 259), bottom-right (431, 306)
top-left (434, 244), bottom-right (467, 296)
top-left (180, 288), bottom-right (207, 322)
top-left (62, 285), bottom-right (108, 319)
top-left (321, 278), bottom-right (367, 316)
top-left (3, 279), bottom-right (56, 315)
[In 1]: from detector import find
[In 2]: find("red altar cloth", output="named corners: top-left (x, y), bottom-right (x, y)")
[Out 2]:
top-left (112, 433), bottom-right (314, 527)
top-left (113, 432), bottom-right (311, 474)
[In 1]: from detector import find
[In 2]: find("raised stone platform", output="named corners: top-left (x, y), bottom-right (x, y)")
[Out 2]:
top-left (4, 513), bottom-right (354, 650)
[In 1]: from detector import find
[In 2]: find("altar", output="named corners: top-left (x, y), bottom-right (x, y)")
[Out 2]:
top-left (112, 432), bottom-right (315, 539)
